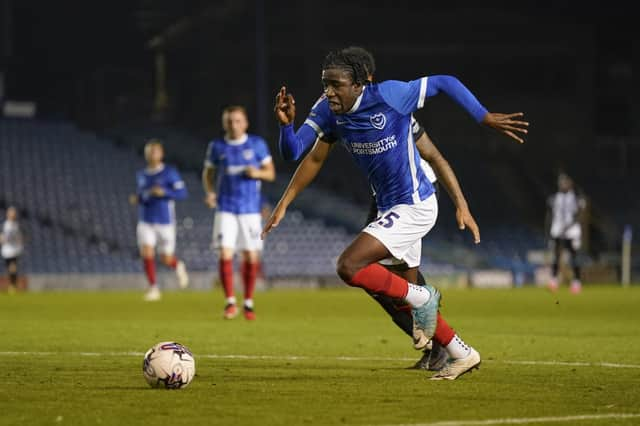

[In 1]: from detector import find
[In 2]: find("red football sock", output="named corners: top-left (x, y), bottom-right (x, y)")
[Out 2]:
top-left (219, 259), bottom-right (234, 299)
top-left (433, 312), bottom-right (456, 346)
top-left (165, 256), bottom-right (178, 269)
top-left (349, 263), bottom-right (408, 299)
top-left (241, 261), bottom-right (259, 301)
top-left (143, 257), bottom-right (156, 286)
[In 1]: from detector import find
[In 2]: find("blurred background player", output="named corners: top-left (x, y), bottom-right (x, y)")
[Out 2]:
top-left (546, 172), bottom-right (586, 293)
top-left (1, 206), bottom-right (24, 294)
top-left (202, 106), bottom-right (275, 320)
top-left (129, 140), bottom-right (189, 301)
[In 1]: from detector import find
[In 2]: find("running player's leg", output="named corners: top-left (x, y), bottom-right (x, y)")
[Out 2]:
top-left (408, 268), bottom-right (448, 371)
top-left (338, 226), bottom-right (478, 379)
top-left (373, 264), bottom-right (448, 371)
top-left (373, 262), bottom-right (417, 337)
top-left (137, 222), bottom-right (161, 301)
top-left (343, 196), bottom-right (478, 378)
top-left (237, 213), bottom-right (263, 320)
top-left (368, 288), bottom-right (413, 337)
top-left (549, 237), bottom-right (562, 291)
top-left (337, 197), bottom-right (441, 339)
top-left (429, 312), bottom-right (480, 380)
top-left (214, 211), bottom-right (239, 318)
top-left (7, 258), bottom-right (18, 289)
top-left (362, 197), bottom-right (415, 336)
top-left (240, 250), bottom-right (259, 320)
top-left (157, 224), bottom-right (189, 289)
top-left (567, 238), bottom-right (582, 293)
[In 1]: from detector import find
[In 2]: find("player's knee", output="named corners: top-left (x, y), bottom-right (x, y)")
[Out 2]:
top-left (336, 254), bottom-right (358, 283)
top-left (141, 246), bottom-right (154, 259)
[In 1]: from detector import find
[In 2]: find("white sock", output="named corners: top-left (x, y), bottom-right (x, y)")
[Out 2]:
top-left (405, 283), bottom-right (431, 307)
top-left (445, 334), bottom-right (471, 359)
top-left (226, 296), bottom-right (237, 305)
top-left (244, 299), bottom-right (254, 309)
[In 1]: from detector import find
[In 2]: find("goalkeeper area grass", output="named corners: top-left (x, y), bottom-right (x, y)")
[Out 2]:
top-left (1, 284), bottom-right (639, 426)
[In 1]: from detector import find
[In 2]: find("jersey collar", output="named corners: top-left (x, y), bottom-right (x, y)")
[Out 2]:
top-left (145, 163), bottom-right (165, 174)
top-left (224, 134), bottom-right (248, 145)
top-left (346, 86), bottom-right (366, 114)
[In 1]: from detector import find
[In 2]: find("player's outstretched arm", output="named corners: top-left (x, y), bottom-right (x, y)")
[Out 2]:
top-left (261, 139), bottom-right (332, 239)
top-left (275, 86), bottom-right (318, 161)
top-left (416, 133), bottom-right (480, 244)
top-left (426, 75), bottom-right (529, 144)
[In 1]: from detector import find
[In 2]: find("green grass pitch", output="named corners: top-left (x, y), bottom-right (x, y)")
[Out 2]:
top-left (1, 284), bottom-right (639, 426)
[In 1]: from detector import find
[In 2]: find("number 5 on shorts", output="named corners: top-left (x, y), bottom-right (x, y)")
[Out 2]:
top-left (378, 212), bottom-right (400, 228)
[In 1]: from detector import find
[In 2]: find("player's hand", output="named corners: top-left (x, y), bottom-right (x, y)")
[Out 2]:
top-left (245, 166), bottom-right (261, 179)
top-left (481, 112), bottom-right (529, 144)
top-left (456, 207), bottom-right (481, 244)
top-left (204, 192), bottom-right (217, 209)
top-left (274, 86), bottom-right (296, 125)
top-left (150, 186), bottom-right (165, 197)
top-left (261, 204), bottom-right (287, 239)
top-left (128, 194), bottom-right (138, 206)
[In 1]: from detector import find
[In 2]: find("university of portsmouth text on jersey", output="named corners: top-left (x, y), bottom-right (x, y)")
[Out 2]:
top-left (347, 135), bottom-right (398, 155)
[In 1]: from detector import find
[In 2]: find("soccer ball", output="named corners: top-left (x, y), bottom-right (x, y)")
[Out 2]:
top-left (142, 341), bottom-right (196, 389)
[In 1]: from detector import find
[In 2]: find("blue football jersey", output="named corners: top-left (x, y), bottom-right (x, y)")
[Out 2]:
top-left (204, 134), bottom-right (272, 214)
top-left (304, 77), bottom-right (434, 211)
top-left (136, 164), bottom-right (187, 224)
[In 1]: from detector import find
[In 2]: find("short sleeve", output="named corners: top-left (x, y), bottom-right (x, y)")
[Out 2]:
top-left (136, 171), bottom-right (145, 190)
top-left (169, 167), bottom-right (185, 189)
top-left (255, 138), bottom-right (272, 165)
top-left (204, 141), bottom-right (217, 168)
top-left (303, 95), bottom-right (338, 143)
top-left (378, 77), bottom-right (428, 115)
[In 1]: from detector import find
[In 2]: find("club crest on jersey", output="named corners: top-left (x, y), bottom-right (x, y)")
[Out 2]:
top-left (242, 149), bottom-right (254, 161)
top-left (370, 113), bottom-right (386, 130)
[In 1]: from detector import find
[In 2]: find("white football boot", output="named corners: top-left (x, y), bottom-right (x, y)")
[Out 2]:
top-left (430, 347), bottom-right (481, 380)
top-left (143, 286), bottom-right (162, 302)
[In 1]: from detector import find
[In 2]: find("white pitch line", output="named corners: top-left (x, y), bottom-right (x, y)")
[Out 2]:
top-left (386, 413), bottom-right (640, 426)
top-left (504, 360), bottom-right (640, 369)
top-left (1, 352), bottom-right (640, 370)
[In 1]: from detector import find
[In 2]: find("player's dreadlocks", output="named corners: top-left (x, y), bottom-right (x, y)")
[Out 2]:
top-left (341, 46), bottom-right (376, 80)
top-left (322, 47), bottom-right (372, 86)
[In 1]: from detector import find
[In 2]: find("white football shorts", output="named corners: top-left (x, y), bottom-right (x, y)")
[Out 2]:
top-left (363, 194), bottom-right (438, 268)
top-left (213, 211), bottom-right (263, 252)
top-left (550, 222), bottom-right (582, 249)
top-left (137, 221), bottom-right (176, 255)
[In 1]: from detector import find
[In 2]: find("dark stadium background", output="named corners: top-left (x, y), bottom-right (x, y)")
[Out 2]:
top-left (0, 0), bottom-right (636, 287)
